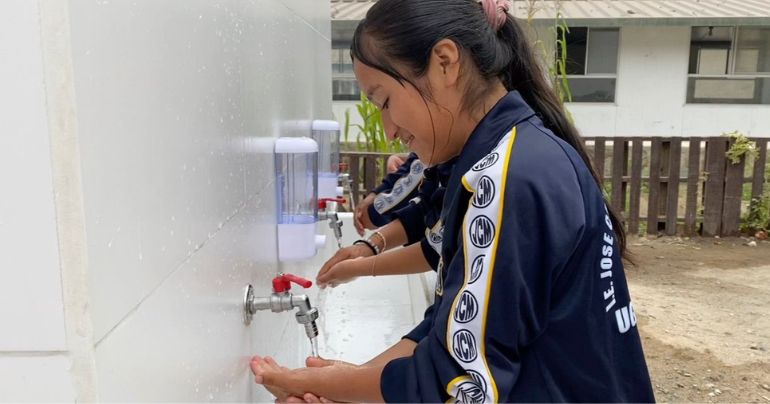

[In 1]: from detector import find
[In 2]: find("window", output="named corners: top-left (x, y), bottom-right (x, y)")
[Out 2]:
top-left (687, 26), bottom-right (770, 104)
top-left (331, 48), bottom-right (353, 74)
top-left (332, 44), bottom-right (360, 101)
top-left (558, 27), bottom-right (619, 103)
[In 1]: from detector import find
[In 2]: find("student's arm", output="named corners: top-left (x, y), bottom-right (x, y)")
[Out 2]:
top-left (316, 242), bottom-right (431, 287)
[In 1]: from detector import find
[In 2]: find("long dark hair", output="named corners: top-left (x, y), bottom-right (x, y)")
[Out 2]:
top-left (351, 0), bottom-right (627, 256)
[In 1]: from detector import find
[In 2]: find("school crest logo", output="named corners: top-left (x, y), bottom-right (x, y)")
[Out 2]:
top-left (469, 215), bottom-right (495, 248)
top-left (454, 291), bottom-right (479, 324)
top-left (469, 255), bottom-right (484, 284)
top-left (472, 153), bottom-right (499, 172)
top-left (452, 329), bottom-right (478, 363)
top-left (455, 380), bottom-right (485, 404)
top-left (472, 176), bottom-right (495, 208)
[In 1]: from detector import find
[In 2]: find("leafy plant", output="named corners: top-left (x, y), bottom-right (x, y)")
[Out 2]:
top-left (724, 130), bottom-right (758, 164)
top-left (343, 109), bottom-right (351, 145)
top-left (550, 12), bottom-right (573, 104)
top-left (741, 165), bottom-right (770, 233)
top-left (345, 93), bottom-right (407, 153)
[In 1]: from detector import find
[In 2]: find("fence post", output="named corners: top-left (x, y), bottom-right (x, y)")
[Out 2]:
top-left (611, 139), bottom-right (627, 222)
top-left (684, 138), bottom-right (702, 236)
top-left (647, 139), bottom-right (663, 235)
top-left (349, 154), bottom-right (361, 205)
top-left (364, 155), bottom-right (377, 193)
top-left (594, 138), bottom-right (606, 184)
top-left (702, 138), bottom-right (728, 237)
top-left (751, 138), bottom-right (768, 201)
top-left (665, 139), bottom-right (682, 235)
top-left (722, 141), bottom-right (746, 236)
top-left (628, 139), bottom-right (643, 235)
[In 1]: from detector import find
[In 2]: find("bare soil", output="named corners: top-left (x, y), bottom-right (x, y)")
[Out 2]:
top-left (627, 236), bottom-right (770, 403)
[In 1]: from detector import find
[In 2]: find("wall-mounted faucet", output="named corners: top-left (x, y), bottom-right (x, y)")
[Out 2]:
top-left (243, 273), bottom-right (319, 340)
top-left (318, 198), bottom-right (345, 248)
top-left (338, 167), bottom-right (355, 210)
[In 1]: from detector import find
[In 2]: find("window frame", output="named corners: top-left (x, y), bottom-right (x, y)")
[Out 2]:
top-left (331, 42), bottom-right (360, 101)
top-left (561, 27), bottom-right (621, 104)
top-left (686, 26), bottom-right (770, 105)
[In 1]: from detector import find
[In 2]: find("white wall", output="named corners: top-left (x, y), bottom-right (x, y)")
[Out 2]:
top-left (0, 0), bottom-right (75, 401)
top-left (333, 25), bottom-right (770, 138)
top-left (574, 25), bottom-right (770, 138)
top-left (1, 0), bottom-right (332, 401)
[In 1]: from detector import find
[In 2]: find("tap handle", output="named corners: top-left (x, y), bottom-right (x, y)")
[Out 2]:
top-left (318, 197), bottom-right (347, 210)
top-left (272, 273), bottom-right (313, 293)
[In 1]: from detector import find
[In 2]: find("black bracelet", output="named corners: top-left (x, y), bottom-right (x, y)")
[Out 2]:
top-left (353, 239), bottom-right (378, 256)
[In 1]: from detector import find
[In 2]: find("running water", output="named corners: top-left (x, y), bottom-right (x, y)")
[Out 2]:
top-left (310, 337), bottom-right (320, 357)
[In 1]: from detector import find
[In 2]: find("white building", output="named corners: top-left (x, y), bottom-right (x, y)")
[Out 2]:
top-left (331, 0), bottom-right (770, 138)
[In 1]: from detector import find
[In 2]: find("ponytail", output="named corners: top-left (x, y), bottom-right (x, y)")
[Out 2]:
top-left (497, 17), bottom-right (628, 256)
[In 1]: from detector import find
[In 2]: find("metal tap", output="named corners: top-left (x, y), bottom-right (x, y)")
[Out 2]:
top-left (243, 274), bottom-right (319, 339)
top-left (338, 171), bottom-right (355, 210)
top-left (318, 198), bottom-right (345, 248)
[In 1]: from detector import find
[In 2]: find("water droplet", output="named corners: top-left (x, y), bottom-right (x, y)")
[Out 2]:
top-left (107, 240), bottom-right (113, 248)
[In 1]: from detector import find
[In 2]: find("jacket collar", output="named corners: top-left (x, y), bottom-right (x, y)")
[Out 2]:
top-left (455, 90), bottom-right (536, 176)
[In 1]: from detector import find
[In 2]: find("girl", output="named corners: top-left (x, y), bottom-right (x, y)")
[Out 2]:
top-left (252, 0), bottom-right (654, 401)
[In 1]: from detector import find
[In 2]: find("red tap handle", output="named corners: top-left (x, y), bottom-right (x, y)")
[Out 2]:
top-left (318, 197), bottom-right (347, 210)
top-left (272, 273), bottom-right (313, 293)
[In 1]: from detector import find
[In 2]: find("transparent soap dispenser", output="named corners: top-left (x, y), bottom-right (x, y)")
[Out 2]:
top-left (311, 120), bottom-right (342, 199)
top-left (274, 137), bottom-right (325, 261)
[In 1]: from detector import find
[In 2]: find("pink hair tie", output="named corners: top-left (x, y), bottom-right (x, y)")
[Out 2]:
top-left (480, 0), bottom-right (510, 31)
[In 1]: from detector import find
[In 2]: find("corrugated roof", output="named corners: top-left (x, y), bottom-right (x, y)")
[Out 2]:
top-left (331, 0), bottom-right (770, 24)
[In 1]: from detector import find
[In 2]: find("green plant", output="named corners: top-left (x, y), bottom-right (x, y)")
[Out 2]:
top-left (741, 165), bottom-right (770, 233)
top-left (343, 109), bottom-right (351, 145)
top-left (550, 12), bottom-right (573, 104)
top-left (345, 93), bottom-right (407, 153)
top-left (527, 1), bottom-right (573, 117)
top-left (724, 130), bottom-right (758, 164)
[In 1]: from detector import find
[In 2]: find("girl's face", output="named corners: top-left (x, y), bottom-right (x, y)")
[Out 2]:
top-left (353, 46), bottom-right (463, 165)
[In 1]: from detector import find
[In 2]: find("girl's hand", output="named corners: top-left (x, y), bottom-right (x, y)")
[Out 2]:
top-left (354, 193), bottom-right (377, 236)
top-left (317, 245), bottom-right (372, 288)
top-left (250, 356), bottom-right (293, 401)
top-left (317, 258), bottom-right (367, 289)
top-left (386, 154), bottom-right (407, 173)
top-left (283, 393), bottom-right (335, 403)
top-left (251, 356), bottom-right (356, 403)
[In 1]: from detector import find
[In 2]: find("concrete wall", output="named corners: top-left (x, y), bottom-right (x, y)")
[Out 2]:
top-left (0, 0), bottom-right (332, 401)
top-left (332, 25), bottom-right (770, 138)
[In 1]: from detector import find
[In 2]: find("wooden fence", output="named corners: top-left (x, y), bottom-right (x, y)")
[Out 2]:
top-left (341, 137), bottom-right (769, 237)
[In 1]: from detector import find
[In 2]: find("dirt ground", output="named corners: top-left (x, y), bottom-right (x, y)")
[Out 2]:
top-left (627, 235), bottom-right (770, 403)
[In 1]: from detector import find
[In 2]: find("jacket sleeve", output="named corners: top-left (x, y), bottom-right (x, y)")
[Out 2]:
top-left (372, 152), bottom-right (419, 194)
top-left (390, 203), bottom-right (426, 245)
top-left (403, 303), bottom-right (436, 343)
top-left (419, 238), bottom-right (440, 271)
top-left (379, 128), bottom-right (586, 402)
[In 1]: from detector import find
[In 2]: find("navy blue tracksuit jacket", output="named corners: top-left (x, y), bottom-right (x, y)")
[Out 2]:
top-left (380, 91), bottom-right (654, 402)
top-left (368, 152), bottom-right (424, 227)
top-left (367, 151), bottom-right (455, 271)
